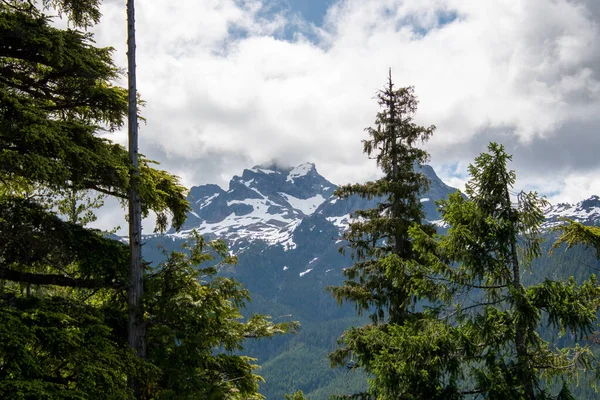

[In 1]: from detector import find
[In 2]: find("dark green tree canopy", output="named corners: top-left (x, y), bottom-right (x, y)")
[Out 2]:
top-left (329, 136), bottom-right (600, 399)
top-left (0, 1), bottom-right (295, 398)
top-left (144, 234), bottom-right (298, 399)
top-left (0, 1), bottom-right (189, 230)
top-left (328, 73), bottom-right (448, 399)
top-left (406, 143), bottom-right (600, 399)
top-left (0, 196), bottom-right (128, 289)
top-left (4, 0), bottom-right (102, 28)
top-left (329, 71), bottom-right (437, 325)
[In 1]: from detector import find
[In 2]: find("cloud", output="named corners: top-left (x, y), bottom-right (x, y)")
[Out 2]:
top-left (75, 0), bottom-right (600, 232)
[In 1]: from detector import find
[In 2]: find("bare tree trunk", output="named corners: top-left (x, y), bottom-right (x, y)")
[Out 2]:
top-left (127, 0), bottom-right (145, 395)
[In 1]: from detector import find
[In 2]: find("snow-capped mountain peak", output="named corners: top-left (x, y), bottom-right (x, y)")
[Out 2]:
top-left (161, 164), bottom-right (599, 255)
top-left (286, 162), bottom-right (316, 183)
top-left (166, 163), bottom-right (337, 249)
top-left (543, 195), bottom-right (600, 228)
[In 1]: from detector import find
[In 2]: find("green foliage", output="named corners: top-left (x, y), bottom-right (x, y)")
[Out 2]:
top-left (55, 188), bottom-right (106, 226)
top-left (552, 221), bottom-right (600, 259)
top-left (0, 196), bottom-right (129, 287)
top-left (239, 316), bottom-right (369, 399)
top-left (0, 1), bottom-right (189, 231)
top-left (144, 233), bottom-right (297, 399)
top-left (0, 229), bottom-right (292, 399)
top-left (328, 139), bottom-right (600, 399)
top-left (0, 295), bottom-right (150, 399)
top-left (0, 2), bottom-right (291, 398)
top-left (409, 143), bottom-right (600, 398)
top-left (327, 72), bottom-right (443, 398)
top-left (330, 318), bottom-right (464, 400)
top-left (285, 390), bottom-right (307, 400)
top-left (7, 0), bottom-right (103, 28)
top-left (328, 72), bottom-right (438, 324)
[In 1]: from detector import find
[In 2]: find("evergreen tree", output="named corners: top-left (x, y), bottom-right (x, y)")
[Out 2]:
top-left (0, 1), bottom-right (295, 397)
top-left (328, 70), bottom-right (436, 324)
top-left (327, 72), bottom-right (449, 399)
top-left (284, 390), bottom-right (307, 400)
top-left (551, 221), bottom-right (600, 258)
top-left (0, 0), bottom-right (189, 228)
top-left (142, 233), bottom-right (298, 399)
top-left (413, 143), bottom-right (600, 399)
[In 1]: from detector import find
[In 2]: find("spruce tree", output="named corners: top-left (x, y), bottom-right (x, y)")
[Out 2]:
top-left (328, 72), bottom-right (449, 399)
top-left (417, 143), bottom-right (600, 399)
top-left (328, 70), bottom-right (436, 324)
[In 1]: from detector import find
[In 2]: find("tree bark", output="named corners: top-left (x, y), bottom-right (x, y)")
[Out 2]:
top-left (127, 0), bottom-right (145, 395)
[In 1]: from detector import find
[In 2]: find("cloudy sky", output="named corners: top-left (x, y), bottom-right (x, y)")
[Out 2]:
top-left (74, 0), bottom-right (600, 229)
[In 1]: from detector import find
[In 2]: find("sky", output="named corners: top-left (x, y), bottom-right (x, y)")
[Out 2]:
top-left (64, 0), bottom-right (600, 231)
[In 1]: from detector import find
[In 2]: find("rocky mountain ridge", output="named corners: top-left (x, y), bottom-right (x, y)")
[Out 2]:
top-left (543, 195), bottom-right (600, 228)
top-left (156, 163), bottom-right (599, 250)
top-left (157, 162), bottom-right (455, 250)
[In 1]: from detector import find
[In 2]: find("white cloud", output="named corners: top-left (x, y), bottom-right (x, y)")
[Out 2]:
top-left (548, 169), bottom-right (600, 204)
top-left (76, 0), bottom-right (599, 228)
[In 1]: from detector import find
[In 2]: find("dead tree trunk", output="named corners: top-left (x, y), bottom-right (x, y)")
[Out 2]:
top-left (127, 0), bottom-right (145, 395)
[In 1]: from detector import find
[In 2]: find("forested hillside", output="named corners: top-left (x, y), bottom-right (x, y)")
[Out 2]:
top-left (137, 76), bottom-right (600, 399)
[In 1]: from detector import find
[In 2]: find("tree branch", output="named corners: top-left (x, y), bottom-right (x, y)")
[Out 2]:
top-left (0, 267), bottom-right (123, 289)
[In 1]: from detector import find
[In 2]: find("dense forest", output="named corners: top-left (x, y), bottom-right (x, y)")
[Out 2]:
top-left (2, 1), bottom-right (600, 399)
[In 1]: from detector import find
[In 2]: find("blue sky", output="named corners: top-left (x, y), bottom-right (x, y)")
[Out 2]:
top-left (284, 0), bottom-right (334, 26)
top-left (246, 0), bottom-right (335, 43)
top-left (256, 0), bottom-right (460, 42)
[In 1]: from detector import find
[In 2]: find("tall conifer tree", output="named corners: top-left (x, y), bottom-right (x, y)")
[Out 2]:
top-left (328, 72), bottom-right (450, 399)
top-left (411, 143), bottom-right (600, 399)
top-left (0, 1), bottom-right (295, 397)
top-left (328, 70), bottom-right (436, 324)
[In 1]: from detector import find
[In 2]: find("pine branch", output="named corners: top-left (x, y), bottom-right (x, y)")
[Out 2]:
top-left (0, 267), bottom-right (123, 289)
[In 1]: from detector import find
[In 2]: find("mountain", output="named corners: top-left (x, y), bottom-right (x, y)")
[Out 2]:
top-left (141, 163), bottom-right (600, 399)
top-left (139, 162), bottom-right (460, 398)
top-left (156, 162), bottom-right (600, 253)
top-left (157, 162), bottom-right (454, 250)
top-left (171, 162), bottom-right (335, 249)
top-left (543, 195), bottom-right (600, 228)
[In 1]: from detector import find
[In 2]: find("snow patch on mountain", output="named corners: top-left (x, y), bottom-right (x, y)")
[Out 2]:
top-left (170, 217), bottom-right (300, 249)
top-left (252, 168), bottom-right (278, 175)
top-left (299, 268), bottom-right (313, 277)
top-left (327, 214), bottom-right (353, 231)
top-left (280, 193), bottom-right (326, 215)
top-left (158, 162), bottom-right (600, 258)
top-left (197, 193), bottom-right (219, 208)
top-left (286, 163), bottom-right (314, 183)
top-left (226, 199), bottom-right (287, 222)
top-left (543, 195), bottom-right (600, 228)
